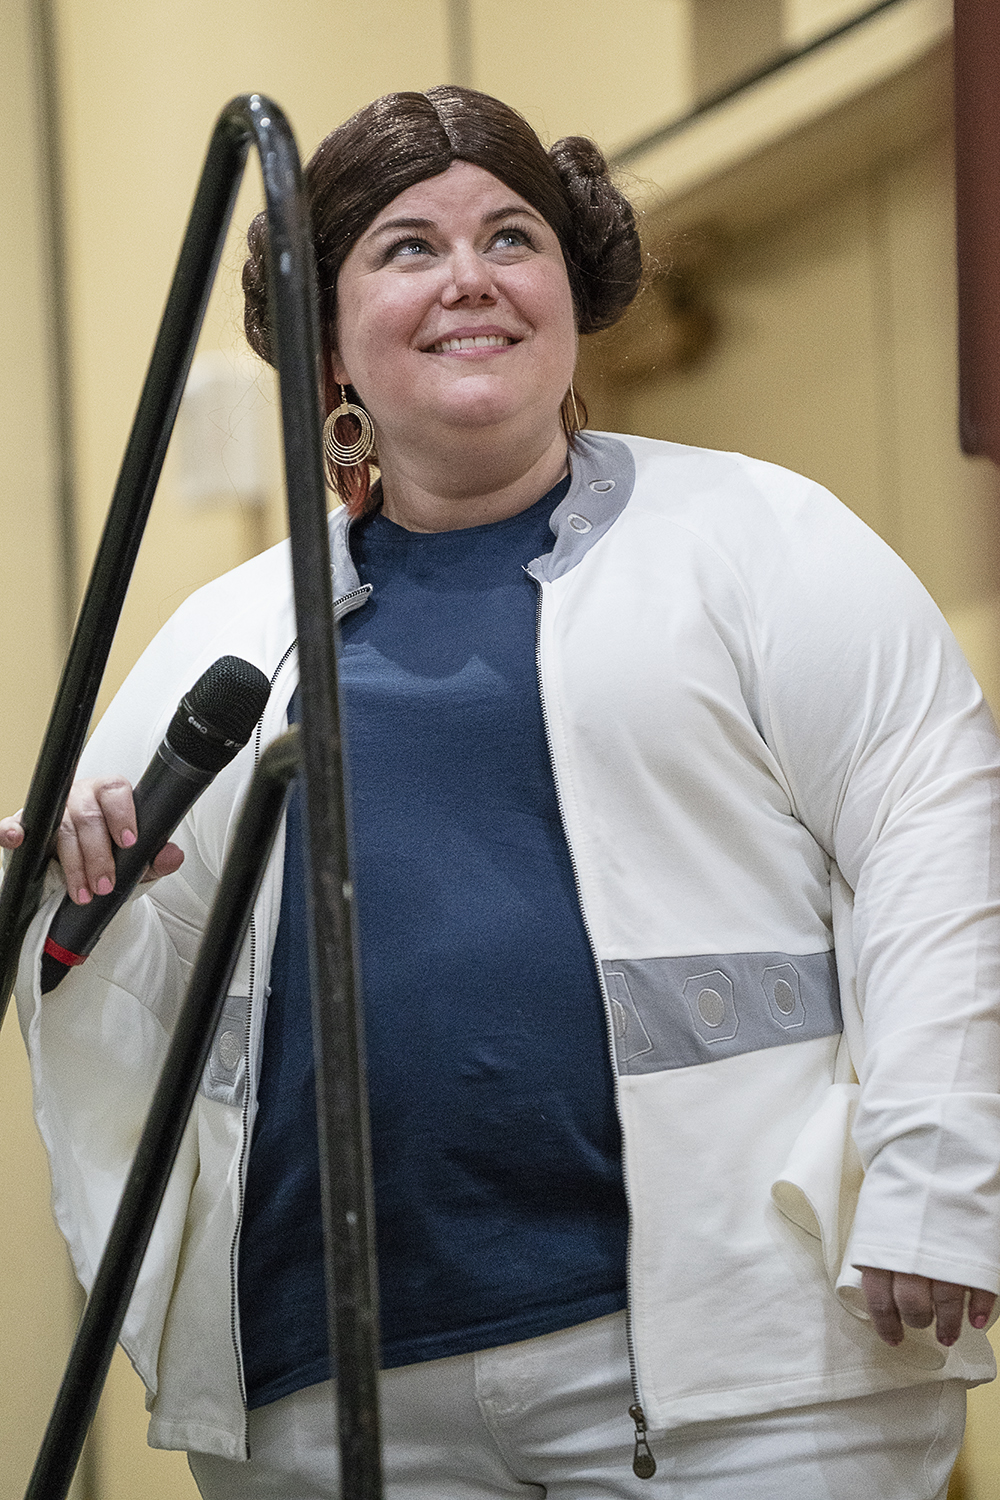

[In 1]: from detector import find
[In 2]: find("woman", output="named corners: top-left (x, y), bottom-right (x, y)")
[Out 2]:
top-left (5, 86), bottom-right (1000, 1499)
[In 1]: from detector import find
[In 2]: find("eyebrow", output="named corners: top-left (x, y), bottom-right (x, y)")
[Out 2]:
top-left (366, 204), bottom-right (545, 238)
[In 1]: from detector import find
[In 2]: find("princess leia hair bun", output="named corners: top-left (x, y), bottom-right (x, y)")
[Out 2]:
top-left (546, 133), bottom-right (643, 335)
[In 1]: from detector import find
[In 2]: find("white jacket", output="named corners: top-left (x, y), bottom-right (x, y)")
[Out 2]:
top-left (15, 432), bottom-right (1000, 1459)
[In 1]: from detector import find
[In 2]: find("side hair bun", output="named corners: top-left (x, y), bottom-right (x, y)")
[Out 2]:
top-left (554, 134), bottom-right (609, 181)
top-left (548, 136), bottom-right (643, 335)
top-left (242, 212), bottom-right (272, 366)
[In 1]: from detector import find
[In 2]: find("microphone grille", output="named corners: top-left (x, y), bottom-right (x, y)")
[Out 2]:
top-left (166, 655), bottom-right (272, 772)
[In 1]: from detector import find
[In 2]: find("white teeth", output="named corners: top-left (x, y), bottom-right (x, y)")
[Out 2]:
top-left (432, 335), bottom-right (513, 352)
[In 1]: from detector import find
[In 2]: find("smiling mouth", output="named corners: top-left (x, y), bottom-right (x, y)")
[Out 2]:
top-left (426, 334), bottom-right (516, 353)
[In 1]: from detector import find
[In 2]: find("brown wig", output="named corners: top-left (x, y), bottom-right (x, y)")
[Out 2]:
top-left (243, 86), bottom-right (640, 514)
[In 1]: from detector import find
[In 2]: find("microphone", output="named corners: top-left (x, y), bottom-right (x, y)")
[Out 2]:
top-left (40, 655), bottom-right (271, 995)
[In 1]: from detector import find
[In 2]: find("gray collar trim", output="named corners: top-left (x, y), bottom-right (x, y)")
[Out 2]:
top-left (327, 429), bottom-right (636, 594)
top-left (329, 503), bottom-right (361, 600)
top-left (528, 431), bottom-right (636, 583)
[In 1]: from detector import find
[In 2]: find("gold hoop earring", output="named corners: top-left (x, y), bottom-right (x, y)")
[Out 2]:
top-left (569, 382), bottom-right (581, 432)
top-left (322, 386), bottom-right (375, 473)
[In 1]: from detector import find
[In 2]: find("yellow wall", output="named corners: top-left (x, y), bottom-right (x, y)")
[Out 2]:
top-left (1, 3), bottom-right (90, 1496)
top-left (1, 1), bottom-right (65, 816)
top-left (469, 0), bottom-right (691, 149)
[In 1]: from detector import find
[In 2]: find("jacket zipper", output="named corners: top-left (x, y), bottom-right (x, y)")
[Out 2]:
top-left (226, 586), bottom-right (371, 1454)
top-left (529, 579), bottom-right (656, 1480)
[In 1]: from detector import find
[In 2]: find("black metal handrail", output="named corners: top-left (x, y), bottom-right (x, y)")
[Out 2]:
top-left (0, 94), bottom-right (381, 1499)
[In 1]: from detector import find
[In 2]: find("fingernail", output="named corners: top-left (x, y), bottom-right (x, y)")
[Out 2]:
top-left (76, 887), bottom-right (91, 904)
top-left (939, 1336), bottom-right (957, 1347)
top-left (121, 829), bottom-right (136, 848)
top-left (973, 1315), bottom-right (988, 1328)
top-left (96, 877), bottom-right (113, 896)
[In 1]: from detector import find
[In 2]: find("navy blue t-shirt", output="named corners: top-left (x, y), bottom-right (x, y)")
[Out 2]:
top-left (239, 480), bottom-right (628, 1409)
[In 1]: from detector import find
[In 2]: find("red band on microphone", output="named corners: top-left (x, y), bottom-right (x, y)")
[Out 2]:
top-left (43, 935), bottom-right (86, 967)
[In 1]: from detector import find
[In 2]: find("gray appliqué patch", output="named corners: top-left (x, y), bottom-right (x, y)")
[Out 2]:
top-left (200, 992), bottom-right (249, 1105)
top-left (683, 969), bottom-right (739, 1044)
top-left (606, 970), bottom-right (654, 1065)
top-left (603, 951), bottom-right (840, 1075)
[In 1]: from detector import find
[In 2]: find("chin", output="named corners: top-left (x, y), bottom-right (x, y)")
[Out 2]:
top-left (437, 390), bottom-right (558, 437)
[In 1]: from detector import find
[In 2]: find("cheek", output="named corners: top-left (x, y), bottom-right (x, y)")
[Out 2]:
top-left (334, 287), bottom-right (427, 383)
top-left (547, 300), bottom-right (580, 376)
top-left (527, 269), bottom-right (578, 358)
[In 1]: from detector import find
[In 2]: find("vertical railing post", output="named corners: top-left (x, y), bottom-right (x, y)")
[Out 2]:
top-left (248, 93), bottom-right (382, 1497)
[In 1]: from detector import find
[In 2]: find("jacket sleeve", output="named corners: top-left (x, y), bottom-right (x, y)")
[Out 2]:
top-left (736, 455), bottom-right (1000, 1295)
top-left (9, 597), bottom-right (251, 1378)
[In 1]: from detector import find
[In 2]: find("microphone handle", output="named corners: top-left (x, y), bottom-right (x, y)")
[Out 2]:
top-left (42, 744), bottom-right (212, 978)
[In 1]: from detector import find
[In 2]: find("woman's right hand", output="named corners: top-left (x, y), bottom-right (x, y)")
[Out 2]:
top-left (0, 779), bottom-right (184, 904)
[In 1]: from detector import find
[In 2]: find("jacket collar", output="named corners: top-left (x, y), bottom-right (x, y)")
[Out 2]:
top-left (326, 429), bottom-right (635, 594)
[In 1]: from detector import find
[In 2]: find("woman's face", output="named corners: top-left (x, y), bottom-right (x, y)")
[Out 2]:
top-left (330, 161), bottom-right (577, 459)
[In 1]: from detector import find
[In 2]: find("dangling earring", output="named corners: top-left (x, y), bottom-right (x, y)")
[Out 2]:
top-left (561, 382), bottom-right (585, 439)
top-left (322, 385), bottom-right (376, 477)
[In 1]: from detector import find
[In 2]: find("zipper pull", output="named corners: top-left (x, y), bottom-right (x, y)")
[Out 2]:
top-left (629, 1402), bottom-right (657, 1479)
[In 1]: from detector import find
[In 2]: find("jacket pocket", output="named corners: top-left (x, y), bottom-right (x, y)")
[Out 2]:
top-left (772, 1080), bottom-right (864, 1292)
top-left (771, 1080), bottom-right (950, 1370)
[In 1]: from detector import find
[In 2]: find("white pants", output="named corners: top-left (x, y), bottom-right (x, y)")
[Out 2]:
top-left (188, 1312), bottom-right (966, 1499)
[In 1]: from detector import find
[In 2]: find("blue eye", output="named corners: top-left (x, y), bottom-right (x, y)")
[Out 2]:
top-left (387, 237), bottom-right (431, 260)
top-left (493, 225), bottom-right (534, 251)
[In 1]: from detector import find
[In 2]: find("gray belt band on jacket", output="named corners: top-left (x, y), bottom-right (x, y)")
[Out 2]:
top-left (603, 950), bottom-right (841, 1076)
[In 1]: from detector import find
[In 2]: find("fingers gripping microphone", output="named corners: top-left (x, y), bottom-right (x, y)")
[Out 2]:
top-left (40, 656), bottom-right (271, 995)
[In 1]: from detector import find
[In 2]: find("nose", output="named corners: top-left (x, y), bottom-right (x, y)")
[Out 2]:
top-left (443, 244), bottom-right (497, 305)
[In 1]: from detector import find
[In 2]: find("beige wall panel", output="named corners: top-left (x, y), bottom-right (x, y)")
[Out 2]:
top-left (692, 0), bottom-right (783, 99)
top-left (1, 0), bottom-right (64, 812)
top-left (0, 1024), bottom-right (90, 1500)
top-left (873, 130), bottom-right (1000, 715)
top-left (55, 0), bottom-right (449, 710)
top-left (783, 0), bottom-right (878, 46)
top-left (875, 133), bottom-right (1000, 615)
top-left (0, 3), bottom-right (84, 1496)
top-left (616, 185), bottom-right (891, 536)
top-left (470, 0), bottom-right (692, 153)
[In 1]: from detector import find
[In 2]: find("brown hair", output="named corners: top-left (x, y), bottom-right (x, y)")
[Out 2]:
top-left (243, 86), bottom-right (642, 513)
